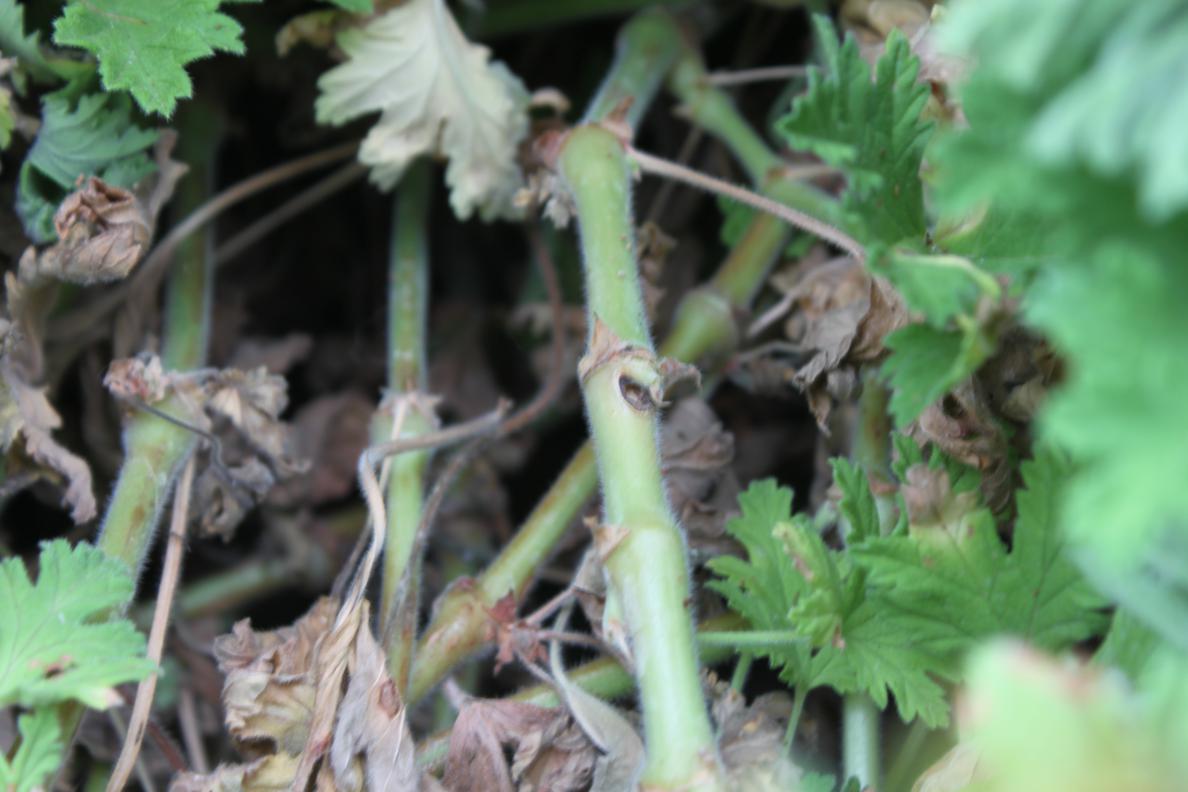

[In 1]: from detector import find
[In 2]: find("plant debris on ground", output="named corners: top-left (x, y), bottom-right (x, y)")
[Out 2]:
top-left (1, 1), bottom-right (1186, 791)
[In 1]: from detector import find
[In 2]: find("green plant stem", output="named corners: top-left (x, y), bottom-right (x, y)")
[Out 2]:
top-left (784, 685), bottom-right (809, 749)
top-left (408, 442), bottom-right (597, 700)
top-left (839, 375), bottom-right (894, 785)
top-left (407, 25), bottom-right (842, 705)
top-left (582, 10), bottom-right (685, 129)
top-left (559, 121), bottom-right (718, 788)
top-left (667, 47), bottom-right (847, 235)
top-left (843, 694), bottom-right (880, 788)
top-left (697, 630), bottom-right (809, 650)
top-left (374, 160), bottom-right (435, 691)
top-left (63, 105), bottom-right (220, 771)
top-left (132, 541), bottom-right (334, 626)
top-left (98, 106), bottom-right (219, 582)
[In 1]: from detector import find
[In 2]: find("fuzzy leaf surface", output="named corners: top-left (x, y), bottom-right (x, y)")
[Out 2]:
top-left (316, 0), bottom-right (528, 220)
top-left (0, 709), bottom-right (61, 792)
top-left (710, 480), bottom-right (952, 727)
top-left (53, 0), bottom-right (257, 116)
top-left (935, 0), bottom-right (1188, 598)
top-left (852, 451), bottom-right (1107, 654)
top-left (16, 91), bottom-right (157, 242)
top-left (777, 15), bottom-right (930, 246)
top-left (0, 539), bottom-right (153, 709)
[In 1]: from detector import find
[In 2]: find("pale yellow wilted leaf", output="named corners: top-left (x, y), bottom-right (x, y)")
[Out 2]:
top-left (315, 0), bottom-right (529, 220)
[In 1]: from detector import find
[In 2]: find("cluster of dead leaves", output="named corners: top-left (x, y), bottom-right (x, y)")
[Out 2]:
top-left (104, 353), bottom-right (306, 538)
top-left (661, 398), bottom-right (742, 562)
top-left (0, 133), bottom-right (185, 522)
top-left (175, 593), bottom-right (651, 792)
top-left (172, 598), bottom-right (422, 792)
top-left (738, 254), bottom-right (906, 431)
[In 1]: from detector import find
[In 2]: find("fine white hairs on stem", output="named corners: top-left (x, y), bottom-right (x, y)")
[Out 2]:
top-left (106, 456), bottom-right (197, 792)
top-left (349, 400), bottom-right (510, 621)
top-left (626, 146), bottom-right (866, 263)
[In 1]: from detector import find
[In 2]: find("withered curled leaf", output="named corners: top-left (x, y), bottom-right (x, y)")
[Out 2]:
top-left (19, 132), bottom-right (186, 286)
top-left (0, 357), bottom-right (96, 522)
top-left (329, 617), bottom-right (417, 792)
top-left (443, 699), bottom-right (597, 792)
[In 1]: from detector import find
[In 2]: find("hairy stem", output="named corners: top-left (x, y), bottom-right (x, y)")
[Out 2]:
top-left (560, 122), bottom-right (718, 788)
top-left (582, 10), bottom-right (687, 129)
top-left (408, 23), bottom-right (841, 704)
top-left (97, 106), bottom-right (219, 580)
top-left (375, 160), bottom-right (435, 691)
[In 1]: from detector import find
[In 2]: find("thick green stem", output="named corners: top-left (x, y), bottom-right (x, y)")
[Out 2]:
top-left (375, 160), bottom-right (434, 691)
top-left (407, 22), bottom-right (839, 705)
top-left (667, 48), bottom-right (847, 236)
top-left (408, 443), bottom-right (597, 701)
top-left (98, 107), bottom-right (219, 581)
top-left (560, 123), bottom-right (717, 788)
top-left (842, 694), bottom-right (880, 788)
top-left (583, 10), bottom-right (686, 130)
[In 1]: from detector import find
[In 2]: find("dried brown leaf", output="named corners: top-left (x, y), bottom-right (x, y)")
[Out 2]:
top-left (660, 398), bottom-right (741, 559)
top-left (549, 634), bottom-right (643, 792)
top-left (104, 354), bottom-right (308, 537)
top-left (443, 699), bottom-right (596, 792)
top-left (20, 132), bottom-right (186, 286)
top-left (910, 379), bottom-right (1013, 512)
top-left (901, 464), bottom-right (980, 534)
top-left (169, 753), bottom-right (300, 792)
top-left (0, 358), bottom-right (96, 521)
top-left (709, 679), bottom-right (803, 789)
top-left (329, 618), bottom-right (417, 792)
top-left (746, 257), bottom-right (906, 429)
top-left (269, 391), bottom-right (374, 507)
top-left (213, 597), bottom-right (336, 755)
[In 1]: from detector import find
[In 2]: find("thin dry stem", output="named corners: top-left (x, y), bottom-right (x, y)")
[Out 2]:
top-left (49, 141), bottom-right (360, 341)
top-left (177, 687), bottom-right (209, 775)
top-left (352, 403), bottom-right (509, 613)
top-left (215, 162), bottom-right (368, 268)
top-left (106, 457), bottom-right (196, 792)
top-left (705, 65), bottom-right (808, 86)
top-left (628, 146), bottom-right (866, 262)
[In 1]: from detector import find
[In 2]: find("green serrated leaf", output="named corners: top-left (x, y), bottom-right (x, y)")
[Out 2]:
top-left (53, 0), bottom-right (257, 116)
top-left (874, 251), bottom-right (1000, 326)
top-left (0, 709), bottom-right (62, 792)
top-left (0, 539), bottom-right (154, 709)
top-left (777, 15), bottom-right (931, 246)
top-left (0, 0), bottom-right (56, 82)
top-left (832, 458), bottom-right (880, 542)
top-left (712, 479), bottom-right (955, 727)
top-left (881, 323), bottom-right (994, 424)
top-left (16, 89), bottom-right (157, 242)
top-left (854, 450), bottom-right (1107, 660)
